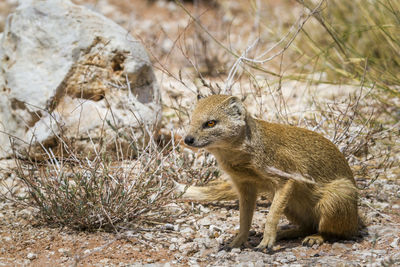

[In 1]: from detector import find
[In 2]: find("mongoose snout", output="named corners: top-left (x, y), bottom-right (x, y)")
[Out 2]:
top-left (184, 135), bottom-right (195, 146)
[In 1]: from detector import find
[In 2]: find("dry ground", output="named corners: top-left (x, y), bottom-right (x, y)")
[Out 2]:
top-left (0, 0), bottom-right (399, 266)
top-left (0, 171), bottom-right (399, 266)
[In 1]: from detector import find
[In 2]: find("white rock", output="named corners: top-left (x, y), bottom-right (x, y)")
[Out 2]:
top-left (27, 253), bottom-right (37, 260)
top-left (0, 0), bottom-right (161, 158)
top-left (209, 225), bottom-right (221, 232)
top-left (58, 248), bottom-right (69, 254)
top-left (390, 237), bottom-right (399, 248)
top-left (198, 204), bottom-right (210, 213)
top-left (179, 242), bottom-right (199, 255)
top-left (231, 248), bottom-right (241, 253)
top-left (180, 227), bottom-right (194, 234)
top-left (372, 249), bottom-right (386, 255)
top-left (198, 217), bottom-right (212, 226)
top-left (164, 223), bottom-right (175, 230)
top-left (144, 233), bottom-right (153, 240)
top-left (286, 253), bottom-right (297, 262)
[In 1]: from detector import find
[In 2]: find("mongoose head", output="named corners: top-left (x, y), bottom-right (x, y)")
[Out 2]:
top-left (184, 95), bottom-right (247, 149)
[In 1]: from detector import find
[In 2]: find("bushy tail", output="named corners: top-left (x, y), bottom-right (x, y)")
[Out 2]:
top-left (176, 175), bottom-right (238, 201)
top-left (316, 178), bottom-right (360, 237)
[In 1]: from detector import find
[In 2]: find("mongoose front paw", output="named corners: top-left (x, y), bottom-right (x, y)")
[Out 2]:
top-left (252, 246), bottom-right (273, 253)
top-left (219, 234), bottom-right (247, 251)
top-left (255, 232), bottom-right (276, 251)
top-left (218, 239), bottom-right (244, 252)
top-left (302, 234), bottom-right (324, 246)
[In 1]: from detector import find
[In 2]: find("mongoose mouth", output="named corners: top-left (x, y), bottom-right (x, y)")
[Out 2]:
top-left (187, 142), bottom-right (210, 148)
top-left (184, 135), bottom-right (210, 148)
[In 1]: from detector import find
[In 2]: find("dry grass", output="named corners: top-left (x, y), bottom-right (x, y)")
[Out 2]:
top-left (0, 125), bottom-right (218, 232)
top-left (294, 0), bottom-right (400, 97)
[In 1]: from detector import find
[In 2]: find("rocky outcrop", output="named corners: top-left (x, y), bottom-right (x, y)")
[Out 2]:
top-left (0, 0), bottom-right (161, 158)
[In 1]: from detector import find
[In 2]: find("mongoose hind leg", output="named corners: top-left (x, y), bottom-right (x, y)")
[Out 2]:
top-left (304, 178), bottom-right (359, 247)
top-left (277, 227), bottom-right (313, 241)
top-left (302, 234), bottom-right (324, 246)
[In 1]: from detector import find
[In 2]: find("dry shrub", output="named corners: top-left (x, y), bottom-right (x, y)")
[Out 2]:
top-left (169, 0), bottom-right (233, 78)
top-left (288, 0), bottom-right (400, 182)
top-left (302, 88), bottom-right (396, 183)
top-left (3, 125), bottom-right (218, 232)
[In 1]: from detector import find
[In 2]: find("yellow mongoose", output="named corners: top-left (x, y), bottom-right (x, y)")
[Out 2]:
top-left (183, 95), bottom-right (360, 251)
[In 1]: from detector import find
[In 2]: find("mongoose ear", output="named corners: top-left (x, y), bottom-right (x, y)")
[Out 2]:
top-left (226, 96), bottom-right (245, 119)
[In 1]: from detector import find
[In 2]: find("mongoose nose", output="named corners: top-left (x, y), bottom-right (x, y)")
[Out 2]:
top-left (184, 135), bottom-right (195, 146)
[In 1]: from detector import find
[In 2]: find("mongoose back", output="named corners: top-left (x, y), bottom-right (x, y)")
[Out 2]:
top-left (183, 94), bottom-right (360, 250)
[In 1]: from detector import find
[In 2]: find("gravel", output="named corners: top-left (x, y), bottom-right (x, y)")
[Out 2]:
top-left (26, 253), bottom-right (37, 260)
top-left (3, 178), bottom-right (398, 266)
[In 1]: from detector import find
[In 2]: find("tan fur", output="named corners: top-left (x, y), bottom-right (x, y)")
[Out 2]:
top-left (183, 95), bottom-right (361, 250)
top-left (181, 175), bottom-right (238, 201)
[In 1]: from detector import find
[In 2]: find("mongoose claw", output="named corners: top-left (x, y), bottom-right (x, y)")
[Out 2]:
top-left (219, 235), bottom-right (247, 252)
top-left (302, 234), bottom-right (324, 247)
top-left (252, 246), bottom-right (272, 254)
top-left (255, 233), bottom-right (276, 251)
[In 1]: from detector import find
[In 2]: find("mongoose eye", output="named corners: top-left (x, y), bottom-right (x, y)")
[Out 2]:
top-left (203, 120), bottom-right (217, 128)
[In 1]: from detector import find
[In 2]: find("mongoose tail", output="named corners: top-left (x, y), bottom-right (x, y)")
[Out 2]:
top-left (179, 166), bottom-right (317, 202)
top-left (177, 177), bottom-right (238, 201)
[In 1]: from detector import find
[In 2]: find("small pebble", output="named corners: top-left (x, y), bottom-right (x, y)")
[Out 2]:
top-left (390, 237), bottom-right (399, 248)
top-left (27, 253), bottom-right (37, 260)
top-left (280, 259), bottom-right (289, 264)
top-left (164, 223), bottom-right (174, 230)
top-left (231, 248), bottom-right (241, 253)
top-left (286, 254), bottom-right (297, 262)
